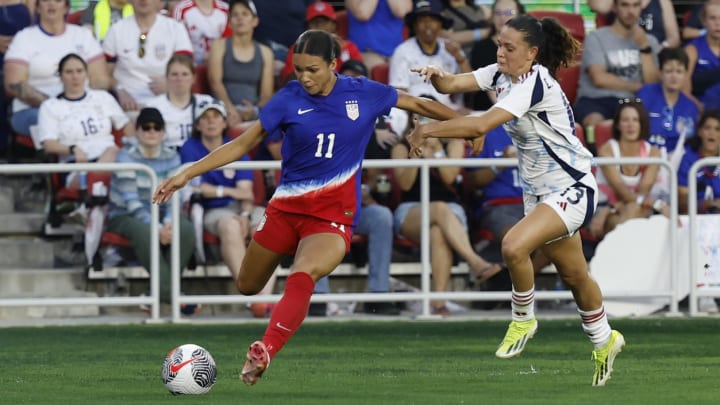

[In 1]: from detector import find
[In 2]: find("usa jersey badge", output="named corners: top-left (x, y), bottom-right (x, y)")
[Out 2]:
top-left (345, 100), bottom-right (359, 121)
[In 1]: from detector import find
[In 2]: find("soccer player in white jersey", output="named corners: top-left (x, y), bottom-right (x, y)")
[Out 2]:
top-left (153, 29), bottom-right (461, 386)
top-left (145, 54), bottom-right (214, 149)
top-left (173, 0), bottom-right (230, 65)
top-left (103, 0), bottom-right (193, 111)
top-left (408, 14), bottom-right (626, 387)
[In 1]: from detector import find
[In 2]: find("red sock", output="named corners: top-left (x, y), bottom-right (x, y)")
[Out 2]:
top-left (262, 272), bottom-right (314, 359)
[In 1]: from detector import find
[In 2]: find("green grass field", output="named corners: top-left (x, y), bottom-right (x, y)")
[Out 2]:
top-left (2, 318), bottom-right (719, 404)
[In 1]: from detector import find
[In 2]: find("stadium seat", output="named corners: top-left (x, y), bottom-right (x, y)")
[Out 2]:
top-left (66, 10), bottom-right (83, 25)
top-left (595, 13), bottom-right (611, 29)
top-left (593, 119), bottom-right (614, 151)
top-left (557, 64), bottom-right (580, 106)
top-left (528, 10), bottom-right (585, 42)
top-left (371, 63), bottom-right (389, 84)
top-left (335, 10), bottom-right (348, 39)
top-left (192, 64), bottom-right (210, 95)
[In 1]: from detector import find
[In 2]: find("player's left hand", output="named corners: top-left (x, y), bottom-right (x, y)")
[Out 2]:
top-left (406, 118), bottom-right (425, 158)
top-left (410, 65), bottom-right (446, 83)
top-left (467, 137), bottom-right (486, 155)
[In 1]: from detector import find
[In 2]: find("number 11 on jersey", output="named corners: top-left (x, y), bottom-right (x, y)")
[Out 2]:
top-left (315, 133), bottom-right (335, 158)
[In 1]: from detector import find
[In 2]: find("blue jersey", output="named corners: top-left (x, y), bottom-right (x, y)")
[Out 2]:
top-left (637, 83), bottom-right (698, 153)
top-left (472, 126), bottom-right (523, 202)
top-left (180, 137), bottom-right (254, 209)
top-left (259, 74), bottom-right (398, 225)
top-left (689, 35), bottom-right (720, 108)
top-left (678, 146), bottom-right (720, 202)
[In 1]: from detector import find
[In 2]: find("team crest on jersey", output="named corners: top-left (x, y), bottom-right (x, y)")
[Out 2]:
top-left (345, 100), bottom-right (359, 121)
top-left (155, 44), bottom-right (167, 60)
top-left (223, 169), bottom-right (235, 179)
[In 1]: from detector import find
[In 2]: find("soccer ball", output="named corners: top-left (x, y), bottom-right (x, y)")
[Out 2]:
top-left (161, 344), bottom-right (217, 395)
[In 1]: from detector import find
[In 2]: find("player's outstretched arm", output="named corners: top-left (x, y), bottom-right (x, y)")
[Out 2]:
top-left (153, 122), bottom-right (267, 204)
top-left (409, 66), bottom-right (479, 94)
top-left (396, 92), bottom-right (462, 122)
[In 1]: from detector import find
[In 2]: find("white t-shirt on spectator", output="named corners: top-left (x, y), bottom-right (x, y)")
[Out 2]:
top-left (37, 89), bottom-right (128, 162)
top-left (4, 24), bottom-right (103, 113)
top-left (103, 14), bottom-right (193, 105)
top-left (389, 37), bottom-right (462, 110)
top-left (145, 93), bottom-right (214, 148)
top-left (173, 0), bottom-right (229, 64)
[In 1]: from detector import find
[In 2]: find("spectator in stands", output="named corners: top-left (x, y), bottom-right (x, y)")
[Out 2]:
top-left (173, 0), bottom-right (229, 65)
top-left (207, 0), bottom-right (273, 130)
top-left (637, 47), bottom-right (699, 157)
top-left (108, 107), bottom-right (198, 314)
top-left (152, 29), bottom-right (463, 385)
top-left (440, 0), bottom-right (490, 56)
top-left (37, 53), bottom-right (126, 185)
top-left (103, 0), bottom-right (193, 112)
top-left (4, 0), bottom-right (109, 138)
top-left (392, 132), bottom-right (501, 316)
top-left (407, 14), bottom-right (625, 386)
top-left (677, 109), bottom-right (720, 215)
top-left (0, 0), bottom-right (32, 158)
top-left (575, 0), bottom-right (661, 129)
top-left (681, 5), bottom-right (704, 43)
top-left (145, 54), bottom-right (214, 150)
top-left (252, 0), bottom-right (314, 73)
top-left (80, 0), bottom-right (134, 43)
top-left (589, 0), bottom-right (680, 48)
top-left (685, 0), bottom-right (720, 111)
top-left (346, 0), bottom-right (413, 72)
top-left (180, 98), bottom-right (274, 318)
top-left (279, 1), bottom-right (363, 85)
top-left (468, 0), bottom-right (524, 111)
top-left (591, 99), bottom-right (667, 239)
top-left (390, 0), bottom-right (471, 111)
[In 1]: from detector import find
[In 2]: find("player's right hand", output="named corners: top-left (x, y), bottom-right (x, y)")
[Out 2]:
top-left (153, 173), bottom-right (189, 204)
top-left (410, 65), bottom-right (446, 83)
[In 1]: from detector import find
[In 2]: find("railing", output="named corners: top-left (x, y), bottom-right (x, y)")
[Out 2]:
top-left (687, 157), bottom-right (720, 316)
top-left (168, 156), bottom-right (681, 323)
top-left (0, 163), bottom-right (163, 322)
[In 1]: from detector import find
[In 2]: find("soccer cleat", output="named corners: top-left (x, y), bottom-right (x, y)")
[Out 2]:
top-left (495, 318), bottom-right (538, 359)
top-left (591, 330), bottom-right (625, 387)
top-left (241, 341), bottom-right (270, 386)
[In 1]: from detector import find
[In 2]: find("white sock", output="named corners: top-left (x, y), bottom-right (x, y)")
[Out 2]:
top-left (511, 287), bottom-right (535, 322)
top-left (579, 306), bottom-right (612, 349)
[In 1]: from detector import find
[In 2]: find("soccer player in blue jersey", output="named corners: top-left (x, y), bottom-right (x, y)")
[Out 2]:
top-left (407, 14), bottom-right (626, 386)
top-left (153, 29), bottom-right (461, 385)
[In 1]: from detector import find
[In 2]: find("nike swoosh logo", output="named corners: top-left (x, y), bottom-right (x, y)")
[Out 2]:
top-left (169, 356), bottom-right (201, 373)
top-left (297, 108), bottom-right (314, 115)
top-left (275, 322), bottom-right (292, 332)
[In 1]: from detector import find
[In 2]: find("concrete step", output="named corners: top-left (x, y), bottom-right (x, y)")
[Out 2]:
top-left (0, 238), bottom-right (55, 268)
top-left (0, 213), bottom-right (46, 235)
top-left (0, 290), bottom-right (100, 320)
top-left (0, 185), bottom-right (13, 214)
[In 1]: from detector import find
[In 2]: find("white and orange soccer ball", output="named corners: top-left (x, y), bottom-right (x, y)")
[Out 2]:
top-left (161, 344), bottom-right (217, 395)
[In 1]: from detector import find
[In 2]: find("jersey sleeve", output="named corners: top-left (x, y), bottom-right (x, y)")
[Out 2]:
top-left (388, 46), bottom-right (410, 89)
top-left (172, 19), bottom-right (194, 55)
top-left (37, 100), bottom-right (60, 145)
top-left (258, 87), bottom-right (291, 135)
top-left (580, 31), bottom-right (606, 69)
top-left (493, 69), bottom-right (541, 118)
top-left (100, 91), bottom-right (130, 129)
top-left (3, 28), bottom-right (31, 63)
top-left (78, 27), bottom-right (104, 62)
top-left (472, 63), bottom-right (500, 92)
top-left (102, 23), bottom-right (118, 60)
top-left (364, 79), bottom-right (398, 117)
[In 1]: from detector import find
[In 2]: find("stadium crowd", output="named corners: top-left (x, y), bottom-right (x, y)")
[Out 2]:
top-left (1, 0), bottom-right (717, 320)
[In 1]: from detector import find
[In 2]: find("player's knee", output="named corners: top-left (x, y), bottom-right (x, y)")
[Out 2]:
top-left (500, 234), bottom-right (528, 265)
top-left (236, 277), bottom-right (263, 295)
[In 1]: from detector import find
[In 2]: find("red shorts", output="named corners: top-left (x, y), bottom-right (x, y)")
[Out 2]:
top-left (252, 204), bottom-right (353, 255)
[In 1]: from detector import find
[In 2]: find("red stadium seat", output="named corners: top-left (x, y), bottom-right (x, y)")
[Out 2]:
top-left (557, 64), bottom-right (580, 106)
top-left (371, 63), bottom-right (389, 84)
top-left (335, 10), bottom-right (349, 39)
top-left (529, 10), bottom-right (585, 42)
top-left (192, 64), bottom-right (210, 95)
top-left (66, 10), bottom-right (83, 25)
top-left (595, 13), bottom-right (611, 29)
top-left (575, 123), bottom-right (586, 148)
top-left (594, 120), bottom-right (614, 151)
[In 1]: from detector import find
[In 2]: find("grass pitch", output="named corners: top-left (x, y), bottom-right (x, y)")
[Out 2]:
top-left (1, 318), bottom-right (718, 404)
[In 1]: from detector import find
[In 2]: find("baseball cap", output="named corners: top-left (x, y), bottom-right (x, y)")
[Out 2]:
top-left (136, 107), bottom-right (165, 129)
top-left (196, 99), bottom-right (227, 121)
top-left (234, 0), bottom-right (257, 16)
top-left (340, 59), bottom-right (368, 77)
top-left (306, 1), bottom-right (336, 22)
top-left (405, 0), bottom-right (453, 29)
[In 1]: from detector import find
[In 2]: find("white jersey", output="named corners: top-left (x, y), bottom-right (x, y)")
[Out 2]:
top-left (145, 93), bottom-right (214, 148)
top-left (103, 14), bottom-right (193, 105)
top-left (173, 0), bottom-right (229, 64)
top-left (4, 24), bottom-right (103, 113)
top-left (37, 89), bottom-right (128, 162)
top-left (389, 37), bottom-right (463, 110)
top-left (473, 63), bottom-right (593, 196)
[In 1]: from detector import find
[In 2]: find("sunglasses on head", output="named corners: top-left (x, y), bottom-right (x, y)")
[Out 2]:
top-left (618, 98), bottom-right (643, 105)
top-left (141, 123), bottom-right (163, 131)
top-left (494, 9), bottom-right (516, 17)
top-left (138, 33), bottom-right (147, 58)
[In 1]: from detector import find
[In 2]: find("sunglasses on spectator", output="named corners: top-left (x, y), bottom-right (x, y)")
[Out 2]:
top-left (494, 9), bottom-right (517, 17)
top-left (141, 123), bottom-right (163, 131)
top-left (618, 98), bottom-right (643, 105)
top-left (138, 33), bottom-right (147, 58)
